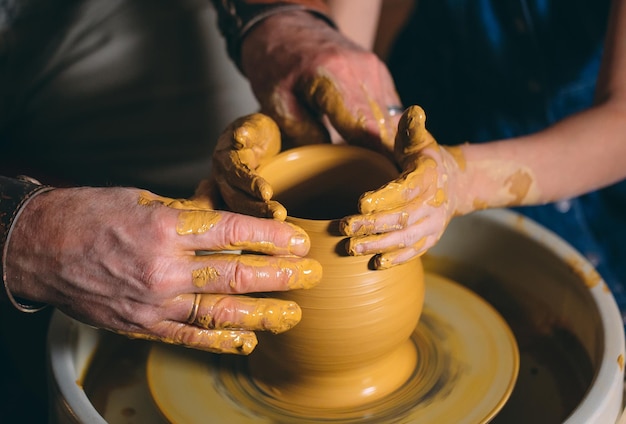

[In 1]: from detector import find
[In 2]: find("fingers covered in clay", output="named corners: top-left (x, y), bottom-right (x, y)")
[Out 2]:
top-left (5, 186), bottom-right (323, 354)
top-left (211, 113), bottom-right (287, 219)
top-left (394, 105), bottom-right (439, 162)
top-left (342, 192), bottom-right (450, 268)
top-left (268, 86), bottom-right (332, 147)
top-left (137, 191), bottom-right (306, 255)
top-left (340, 105), bottom-right (459, 269)
top-left (213, 179), bottom-right (287, 221)
top-left (298, 68), bottom-right (400, 155)
top-left (239, 10), bottom-right (401, 151)
top-left (182, 294), bottom-right (302, 334)
top-left (187, 254), bottom-right (322, 293)
top-left (116, 326), bottom-right (259, 355)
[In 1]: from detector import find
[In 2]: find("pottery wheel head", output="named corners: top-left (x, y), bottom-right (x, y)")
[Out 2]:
top-left (146, 273), bottom-right (519, 423)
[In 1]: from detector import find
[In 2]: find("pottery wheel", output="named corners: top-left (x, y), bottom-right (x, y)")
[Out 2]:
top-left (146, 273), bottom-right (519, 423)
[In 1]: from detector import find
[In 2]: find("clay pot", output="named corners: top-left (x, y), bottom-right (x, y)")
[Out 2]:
top-left (250, 145), bottom-right (425, 410)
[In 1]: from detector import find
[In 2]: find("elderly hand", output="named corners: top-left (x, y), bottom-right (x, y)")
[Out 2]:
top-left (4, 187), bottom-right (322, 354)
top-left (241, 10), bottom-right (402, 154)
top-left (209, 113), bottom-right (287, 220)
top-left (340, 105), bottom-right (465, 269)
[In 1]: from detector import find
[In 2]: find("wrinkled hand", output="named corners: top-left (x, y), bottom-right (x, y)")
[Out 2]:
top-left (4, 187), bottom-right (322, 354)
top-left (208, 113), bottom-right (286, 220)
top-left (340, 105), bottom-right (465, 269)
top-left (241, 11), bottom-right (401, 154)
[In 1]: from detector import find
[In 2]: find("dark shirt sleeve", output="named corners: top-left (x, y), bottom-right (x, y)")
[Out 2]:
top-left (0, 175), bottom-right (52, 311)
top-left (210, 0), bottom-right (335, 67)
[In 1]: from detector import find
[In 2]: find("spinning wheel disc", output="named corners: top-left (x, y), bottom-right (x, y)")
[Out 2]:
top-left (147, 273), bottom-right (519, 423)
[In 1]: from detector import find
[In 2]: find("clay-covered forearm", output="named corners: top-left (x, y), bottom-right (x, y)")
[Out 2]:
top-left (451, 100), bottom-right (626, 216)
top-left (210, 0), bottom-right (334, 66)
top-left (0, 175), bottom-right (53, 311)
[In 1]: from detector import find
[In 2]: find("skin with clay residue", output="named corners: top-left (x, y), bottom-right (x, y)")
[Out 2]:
top-left (455, 158), bottom-right (541, 214)
top-left (472, 198), bottom-right (490, 211)
top-left (446, 145), bottom-right (466, 171)
top-left (192, 266), bottom-right (220, 287)
top-left (374, 237), bottom-right (427, 270)
top-left (195, 295), bottom-right (302, 334)
top-left (272, 90), bottom-right (329, 146)
top-left (352, 156), bottom-right (438, 217)
top-left (368, 96), bottom-right (393, 150)
top-left (303, 74), bottom-right (395, 151)
top-left (221, 113), bottom-right (281, 200)
top-left (306, 75), bottom-right (365, 138)
top-left (504, 169), bottom-right (533, 205)
top-left (137, 191), bottom-right (211, 211)
top-left (140, 187), bottom-right (311, 254)
top-left (235, 255), bottom-right (322, 290)
top-left (428, 188), bottom-right (446, 207)
top-left (137, 191), bottom-right (222, 235)
top-left (176, 210), bottom-right (221, 235)
top-left (114, 329), bottom-right (257, 355)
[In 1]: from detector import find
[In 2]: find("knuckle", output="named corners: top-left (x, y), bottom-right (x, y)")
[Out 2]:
top-left (231, 261), bottom-right (256, 293)
top-left (137, 257), bottom-right (169, 291)
top-left (170, 325), bottom-right (198, 346)
top-left (210, 297), bottom-right (240, 328)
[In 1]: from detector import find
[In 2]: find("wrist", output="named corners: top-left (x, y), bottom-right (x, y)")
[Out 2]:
top-left (1, 176), bottom-right (54, 312)
top-left (211, 0), bottom-right (335, 69)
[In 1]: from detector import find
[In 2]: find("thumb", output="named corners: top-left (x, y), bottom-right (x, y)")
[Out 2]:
top-left (394, 105), bottom-right (438, 166)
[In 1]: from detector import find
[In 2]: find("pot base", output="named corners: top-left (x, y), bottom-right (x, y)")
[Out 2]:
top-left (145, 273), bottom-right (518, 423)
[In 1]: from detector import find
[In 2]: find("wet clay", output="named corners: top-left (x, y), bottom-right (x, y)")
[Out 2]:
top-left (351, 106), bottom-right (542, 225)
top-left (422, 255), bottom-right (594, 424)
top-left (191, 266), bottom-right (220, 287)
top-left (250, 145), bottom-right (425, 409)
top-left (138, 192), bottom-right (223, 235)
top-left (83, 258), bottom-right (590, 423)
top-left (301, 74), bottom-right (396, 151)
top-left (144, 271), bottom-right (517, 423)
top-left (190, 295), bottom-right (302, 334)
top-left (114, 328), bottom-right (257, 355)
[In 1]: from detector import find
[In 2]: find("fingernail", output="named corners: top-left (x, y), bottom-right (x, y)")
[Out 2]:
top-left (287, 227), bottom-right (310, 255)
top-left (339, 218), bottom-right (353, 236)
top-left (346, 237), bottom-right (366, 256)
top-left (375, 254), bottom-right (393, 270)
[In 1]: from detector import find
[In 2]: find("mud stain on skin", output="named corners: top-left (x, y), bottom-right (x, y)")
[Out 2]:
top-left (447, 145), bottom-right (467, 171)
top-left (137, 191), bottom-right (211, 211)
top-left (114, 329), bottom-right (256, 355)
top-left (192, 266), bottom-right (220, 287)
top-left (137, 191), bottom-right (222, 235)
top-left (505, 170), bottom-right (533, 205)
top-left (194, 295), bottom-right (302, 334)
top-left (234, 255), bottom-right (322, 290)
top-left (357, 157), bottom-right (438, 215)
top-left (176, 210), bottom-right (221, 235)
